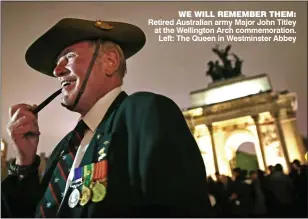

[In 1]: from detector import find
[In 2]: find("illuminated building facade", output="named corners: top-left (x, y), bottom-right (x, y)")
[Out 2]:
top-left (183, 74), bottom-right (306, 176)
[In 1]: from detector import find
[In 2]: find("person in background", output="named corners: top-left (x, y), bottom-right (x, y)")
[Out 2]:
top-left (229, 168), bottom-right (253, 217)
top-left (267, 164), bottom-right (294, 217)
top-left (289, 159), bottom-right (308, 217)
top-left (249, 170), bottom-right (267, 217)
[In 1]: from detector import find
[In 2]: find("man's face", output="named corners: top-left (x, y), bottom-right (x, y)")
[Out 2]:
top-left (250, 173), bottom-right (258, 180)
top-left (291, 163), bottom-right (299, 170)
top-left (54, 41), bottom-right (109, 114)
top-left (232, 170), bottom-right (240, 178)
top-left (219, 175), bottom-right (228, 184)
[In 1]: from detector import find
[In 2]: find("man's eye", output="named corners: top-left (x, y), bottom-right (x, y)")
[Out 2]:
top-left (66, 52), bottom-right (77, 59)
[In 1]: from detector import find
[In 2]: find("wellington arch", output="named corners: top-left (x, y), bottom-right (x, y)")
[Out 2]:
top-left (182, 74), bottom-right (307, 177)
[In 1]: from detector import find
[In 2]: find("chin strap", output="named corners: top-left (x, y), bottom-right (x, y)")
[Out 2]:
top-left (68, 39), bottom-right (102, 111)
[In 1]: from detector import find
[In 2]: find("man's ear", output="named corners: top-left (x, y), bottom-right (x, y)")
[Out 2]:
top-left (102, 49), bottom-right (120, 77)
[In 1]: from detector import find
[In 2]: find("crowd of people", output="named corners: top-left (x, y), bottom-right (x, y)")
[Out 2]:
top-left (2, 153), bottom-right (307, 217)
top-left (207, 160), bottom-right (308, 218)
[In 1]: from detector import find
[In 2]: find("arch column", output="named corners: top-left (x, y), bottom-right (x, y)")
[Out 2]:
top-left (207, 124), bottom-right (219, 173)
top-left (281, 110), bottom-right (306, 164)
top-left (252, 115), bottom-right (267, 170)
top-left (271, 111), bottom-right (291, 172)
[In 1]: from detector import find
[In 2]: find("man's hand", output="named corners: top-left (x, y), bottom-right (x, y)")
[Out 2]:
top-left (6, 104), bottom-right (40, 166)
top-left (230, 193), bottom-right (238, 200)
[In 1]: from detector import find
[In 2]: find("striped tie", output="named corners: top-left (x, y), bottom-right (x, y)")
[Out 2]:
top-left (36, 120), bottom-right (88, 217)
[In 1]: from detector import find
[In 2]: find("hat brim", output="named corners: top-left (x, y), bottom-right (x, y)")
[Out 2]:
top-left (25, 18), bottom-right (146, 77)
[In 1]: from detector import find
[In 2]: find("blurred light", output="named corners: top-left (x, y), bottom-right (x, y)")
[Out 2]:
top-left (225, 149), bottom-right (234, 160)
top-left (188, 107), bottom-right (203, 117)
top-left (191, 75), bottom-right (272, 106)
top-left (291, 98), bottom-right (298, 111)
top-left (197, 136), bottom-right (211, 153)
top-left (209, 194), bottom-right (216, 206)
top-left (193, 124), bottom-right (215, 176)
top-left (265, 141), bottom-right (287, 170)
top-left (194, 124), bottom-right (208, 137)
top-left (205, 81), bottom-right (262, 105)
top-left (1, 139), bottom-right (5, 152)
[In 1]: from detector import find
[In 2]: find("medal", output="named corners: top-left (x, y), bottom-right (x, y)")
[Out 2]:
top-left (80, 186), bottom-right (92, 206)
top-left (91, 182), bottom-right (106, 202)
top-left (92, 160), bottom-right (107, 202)
top-left (68, 188), bottom-right (80, 208)
top-left (69, 160), bottom-right (108, 206)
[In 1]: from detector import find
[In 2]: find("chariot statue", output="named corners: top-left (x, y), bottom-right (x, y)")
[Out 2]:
top-left (206, 45), bottom-right (243, 82)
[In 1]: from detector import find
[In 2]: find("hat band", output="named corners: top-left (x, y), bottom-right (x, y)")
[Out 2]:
top-left (69, 39), bottom-right (102, 110)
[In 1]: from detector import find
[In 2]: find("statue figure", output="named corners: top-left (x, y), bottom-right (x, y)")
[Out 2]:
top-left (206, 61), bottom-right (224, 81)
top-left (212, 45), bottom-right (233, 79)
top-left (206, 45), bottom-right (243, 82)
top-left (212, 45), bottom-right (231, 65)
top-left (231, 53), bottom-right (243, 77)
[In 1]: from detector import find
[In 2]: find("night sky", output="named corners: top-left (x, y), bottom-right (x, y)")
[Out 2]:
top-left (2, 1), bottom-right (307, 159)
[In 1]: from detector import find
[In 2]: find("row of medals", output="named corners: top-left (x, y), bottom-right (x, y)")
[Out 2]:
top-left (68, 179), bottom-right (107, 208)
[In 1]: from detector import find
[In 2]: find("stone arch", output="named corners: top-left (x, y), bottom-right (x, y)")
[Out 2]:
top-left (224, 129), bottom-right (257, 161)
top-left (223, 129), bottom-right (264, 175)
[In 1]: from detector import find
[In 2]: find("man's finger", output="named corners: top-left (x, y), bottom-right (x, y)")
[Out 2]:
top-left (10, 109), bottom-right (21, 122)
top-left (10, 107), bottom-right (38, 123)
top-left (10, 116), bottom-right (33, 129)
top-left (9, 104), bottom-right (32, 118)
top-left (17, 108), bottom-right (37, 121)
top-left (13, 123), bottom-right (40, 136)
top-left (9, 116), bottom-right (39, 136)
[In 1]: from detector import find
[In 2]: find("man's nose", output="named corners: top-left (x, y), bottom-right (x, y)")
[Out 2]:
top-left (53, 59), bottom-right (69, 77)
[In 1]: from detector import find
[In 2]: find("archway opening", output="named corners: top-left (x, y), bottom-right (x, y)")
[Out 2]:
top-left (235, 142), bottom-right (259, 176)
top-left (224, 130), bottom-right (264, 176)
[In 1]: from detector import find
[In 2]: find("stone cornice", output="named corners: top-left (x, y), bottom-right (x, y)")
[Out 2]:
top-left (183, 91), bottom-right (297, 125)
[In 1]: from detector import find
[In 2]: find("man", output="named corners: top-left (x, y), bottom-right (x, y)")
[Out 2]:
top-left (229, 168), bottom-right (253, 217)
top-left (249, 170), bottom-right (267, 217)
top-left (267, 164), bottom-right (294, 217)
top-left (2, 18), bottom-right (211, 217)
top-left (289, 160), bottom-right (308, 217)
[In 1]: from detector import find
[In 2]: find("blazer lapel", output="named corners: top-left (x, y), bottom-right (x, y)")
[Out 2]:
top-left (79, 91), bottom-right (127, 167)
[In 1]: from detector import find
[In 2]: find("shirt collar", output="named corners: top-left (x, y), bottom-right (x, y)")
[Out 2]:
top-left (82, 86), bottom-right (122, 132)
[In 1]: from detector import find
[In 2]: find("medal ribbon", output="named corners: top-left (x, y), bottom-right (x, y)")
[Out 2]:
top-left (93, 160), bottom-right (108, 181)
top-left (73, 167), bottom-right (82, 182)
top-left (83, 163), bottom-right (94, 187)
top-left (68, 167), bottom-right (83, 190)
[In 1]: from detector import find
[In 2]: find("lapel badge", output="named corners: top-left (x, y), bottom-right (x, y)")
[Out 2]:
top-left (60, 150), bottom-right (64, 156)
top-left (96, 134), bottom-right (101, 140)
top-left (94, 20), bottom-right (113, 30)
top-left (98, 148), bottom-right (106, 161)
top-left (103, 140), bottom-right (110, 145)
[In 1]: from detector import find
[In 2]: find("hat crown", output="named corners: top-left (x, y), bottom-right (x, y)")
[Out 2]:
top-left (25, 18), bottom-right (146, 76)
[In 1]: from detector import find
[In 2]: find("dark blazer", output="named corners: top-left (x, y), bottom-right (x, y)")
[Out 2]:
top-left (2, 91), bottom-right (212, 217)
